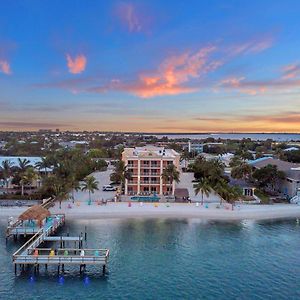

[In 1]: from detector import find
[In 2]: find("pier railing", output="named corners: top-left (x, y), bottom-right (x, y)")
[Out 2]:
top-left (41, 197), bottom-right (55, 209)
top-left (13, 248), bottom-right (109, 265)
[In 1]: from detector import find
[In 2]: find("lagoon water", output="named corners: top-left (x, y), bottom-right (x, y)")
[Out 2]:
top-left (155, 133), bottom-right (300, 141)
top-left (1, 218), bottom-right (300, 300)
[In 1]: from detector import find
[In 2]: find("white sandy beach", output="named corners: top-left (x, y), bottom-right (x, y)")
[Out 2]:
top-left (1, 201), bottom-right (300, 221)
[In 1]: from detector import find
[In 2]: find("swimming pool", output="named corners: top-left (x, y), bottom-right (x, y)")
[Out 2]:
top-left (130, 196), bottom-right (160, 202)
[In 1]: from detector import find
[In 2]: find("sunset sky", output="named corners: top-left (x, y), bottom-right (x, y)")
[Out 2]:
top-left (0, 0), bottom-right (300, 132)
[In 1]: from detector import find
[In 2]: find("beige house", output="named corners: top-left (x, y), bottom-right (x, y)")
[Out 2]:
top-left (122, 146), bottom-right (180, 196)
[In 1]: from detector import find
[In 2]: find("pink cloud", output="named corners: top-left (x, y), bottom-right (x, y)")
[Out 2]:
top-left (219, 77), bottom-right (266, 95)
top-left (66, 54), bottom-right (87, 74)
top-left (114, 2), bottom-right (152, 33)
top-left (281, 63), bottom-right (300, 79)
top-left (0, 60), bottom-right (11, 75)
top-left (230, 36), bottom-right (274, 56)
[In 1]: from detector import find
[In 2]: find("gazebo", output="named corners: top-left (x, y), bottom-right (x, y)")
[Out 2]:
top-left (174, 188), bottom-right (189, 202)
top-left (18, 205), bottom-right (51, 227)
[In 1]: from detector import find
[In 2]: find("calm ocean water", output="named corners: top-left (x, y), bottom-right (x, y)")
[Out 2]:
top-left (154, 133), bottom-right (300, 141)
top-left (1, 218), bottom-right (300, 300)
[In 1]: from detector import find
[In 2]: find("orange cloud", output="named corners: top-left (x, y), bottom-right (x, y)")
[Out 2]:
top-left (87, 46), bottom-right (221, 98)
top-left (125, 46), bottom-right (221, 97)
top-left (0, 60), bottom-right (11, 75)
top-left (66, 54), bottom-right (87, 74)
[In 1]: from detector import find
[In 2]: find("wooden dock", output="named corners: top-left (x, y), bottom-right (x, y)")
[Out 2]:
top-left (7, 198), bottom-right (110, 275)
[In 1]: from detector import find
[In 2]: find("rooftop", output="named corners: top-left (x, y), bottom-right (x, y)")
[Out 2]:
top-left (248, 157), bottom-right (300, 181)
top-left (123, 146), bottom-right (179, 158)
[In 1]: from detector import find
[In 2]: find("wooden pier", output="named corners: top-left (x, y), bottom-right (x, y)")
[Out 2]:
top-left (6, 198), bottom-right (110, 275)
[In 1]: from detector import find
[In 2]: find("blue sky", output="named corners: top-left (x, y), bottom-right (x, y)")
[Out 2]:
top-left (0, 0), bottom-right (300, 132)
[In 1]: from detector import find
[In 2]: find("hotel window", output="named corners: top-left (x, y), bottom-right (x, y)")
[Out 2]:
top-left (151, 187), bottom-right (157, 192)
top-left (151, 161), bottom-right (159, 167)
top-left (128, 187), bottom-right (133, 192)
top-left (142, 160), bottom-right (150, 167)
top-left (143, 169), bottom-right (149, 175)
top-left (167, 161), bottom-right (173, 166)
top-left (143, 187), bottom-right (149, 192)
top-left (128, 160), bottom-right (134, 167)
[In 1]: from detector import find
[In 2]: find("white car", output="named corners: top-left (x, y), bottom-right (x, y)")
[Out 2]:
top-left (102, 185), bottom-right (117, 191)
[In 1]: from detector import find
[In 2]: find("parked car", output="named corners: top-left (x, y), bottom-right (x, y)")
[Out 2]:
top-left (102, 185), bottom-right (117, 191)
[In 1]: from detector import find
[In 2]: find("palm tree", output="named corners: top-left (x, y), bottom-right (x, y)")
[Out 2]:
top-left (81, 175), bottom-right (99, 202)
top-left (231, 162), bottom-right (252, 180)
top-left (20, 167), bottom-right (39, 195)
top-left (18, 158), bottom-right (31, 172)
top-left (194, 178), bottom-right (212, 205)
top-left (161, 164), bottom-right (180, 195)
top-left (1, 159), bottom-right (13, 193)
top-left (35, 157), bottom-right (51, 176)
top-left (68, 175), bottom-right (81, 203)
top-left (52, 181), bottom-right (70, 209)
top-left (180, 150), bottom-right (190, 169)
top-left (213, 179), bottom-right (228, 205)
top-left (227, 186), bottom-right (242, 210)
top-left (110, 160), bottom-right (132, 186)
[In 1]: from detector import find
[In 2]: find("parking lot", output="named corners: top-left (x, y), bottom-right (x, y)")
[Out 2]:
top-left (73, 166), bottom-right (118, 202)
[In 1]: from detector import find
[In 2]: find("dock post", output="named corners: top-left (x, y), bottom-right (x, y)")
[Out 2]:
top-left (84, 226), bottom-right (87, 241)
top-left (45, 264), bottom-right (48, 271)
top-left (62, 264), bottom-right (65, 273)
top-left (14, 264), bottom-right (17, 275)
top-left (57, 265), bottom-right (60, 274)
top-left (102, 265), bottom-right (106, 275)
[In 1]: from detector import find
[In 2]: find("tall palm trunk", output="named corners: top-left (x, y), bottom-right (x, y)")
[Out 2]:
top-left (201, 191), bottom-right (204, 205)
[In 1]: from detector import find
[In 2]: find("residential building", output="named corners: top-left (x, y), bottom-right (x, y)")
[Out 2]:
top-left (248, 157), bottom-right (300, 198)
top-left (188, 141), bottom-right (204, 153)
top-left (122, 146), bottom-right (180, 196)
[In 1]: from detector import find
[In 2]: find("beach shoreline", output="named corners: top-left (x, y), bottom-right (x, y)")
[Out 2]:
top-left (1, 202), bottom-right (300, 222)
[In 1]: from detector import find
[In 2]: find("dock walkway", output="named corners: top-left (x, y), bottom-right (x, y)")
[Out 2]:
top-left (6, 198), bottom-right (109, 275)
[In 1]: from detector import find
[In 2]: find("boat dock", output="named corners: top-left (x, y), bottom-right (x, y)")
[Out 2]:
top-left (6, 199), bottom-right (110, 275)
